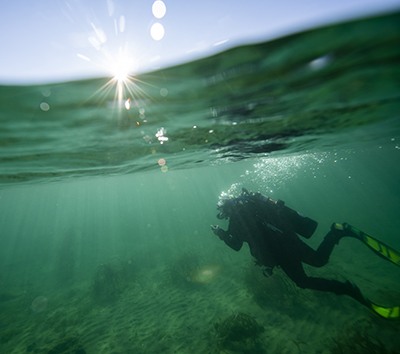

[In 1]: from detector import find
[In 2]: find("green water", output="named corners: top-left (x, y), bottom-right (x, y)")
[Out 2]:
top-left (0, 12), bottom-right (400, 354)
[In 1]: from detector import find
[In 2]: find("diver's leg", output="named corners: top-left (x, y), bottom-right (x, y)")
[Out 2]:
top-left (280, 259), bottom-right (369, 307)
top-left (290, 230), bottom-right (338, 267)
top-left (298, 225), bottom-right (347, 267)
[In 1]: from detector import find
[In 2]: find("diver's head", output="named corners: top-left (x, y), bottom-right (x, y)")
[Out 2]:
top-left (217, 188), bottom-right (251, 219)
top-left (216, 198), bottom-right (237, 219)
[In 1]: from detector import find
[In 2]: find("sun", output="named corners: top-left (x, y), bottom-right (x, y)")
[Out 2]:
top-left (91, 48), bottom-right (150, 111)
top-left (110, 51), bottom-right (133, 84)
top-left (113, 68), bottom-right (129, 84)
top-left (80, 44), bottom-right (151, 113)
top-left (109, 53), bottom-right (133, 105)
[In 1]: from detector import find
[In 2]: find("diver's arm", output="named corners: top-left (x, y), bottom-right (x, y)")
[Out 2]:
top-left (211, 225), bottom-right (243, 251)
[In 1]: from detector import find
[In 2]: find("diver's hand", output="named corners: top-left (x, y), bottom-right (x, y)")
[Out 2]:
top-left (211, 225), bottom-right (219, 234)
top-left (211, 225), bottom-right (225, 239)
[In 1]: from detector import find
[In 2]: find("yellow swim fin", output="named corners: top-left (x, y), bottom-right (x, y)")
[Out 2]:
top-left (334, 223), bottom-right (400, 267)
top-left (369, 302), bottom-right (400, 319)
top-left (332, 223), bottom-right (400, 319)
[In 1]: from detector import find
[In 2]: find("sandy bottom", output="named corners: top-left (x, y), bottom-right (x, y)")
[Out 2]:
top-left (1, 240), bottom-right (400, 354)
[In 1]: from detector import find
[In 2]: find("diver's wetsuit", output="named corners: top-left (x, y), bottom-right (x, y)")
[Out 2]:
top-left (218, 205), bottom-right (367, 306)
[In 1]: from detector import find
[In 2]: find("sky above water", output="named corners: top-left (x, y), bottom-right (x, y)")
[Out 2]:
top-left (0, 0), bottom-right (399, 84)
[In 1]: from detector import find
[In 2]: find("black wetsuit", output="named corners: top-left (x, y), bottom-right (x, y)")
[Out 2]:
top-left (219, 205), bottom-right (367, 305)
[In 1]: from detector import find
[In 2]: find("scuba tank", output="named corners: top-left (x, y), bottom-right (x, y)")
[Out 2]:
top-left (238, 189), bottom-right (318, 238)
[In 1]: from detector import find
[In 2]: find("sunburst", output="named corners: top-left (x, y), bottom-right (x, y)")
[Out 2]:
top-left (85, 48), bottom-right (151, 113)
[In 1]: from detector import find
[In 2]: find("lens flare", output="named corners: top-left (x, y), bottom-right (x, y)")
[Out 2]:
top-left (152, 0), bottom-right (167, 19)
top-left (150, 22), bottom-right (165, 41)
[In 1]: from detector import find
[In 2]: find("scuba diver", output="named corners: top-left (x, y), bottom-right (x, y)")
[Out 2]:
top-left (211, 188), bottom-right (400, 319)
